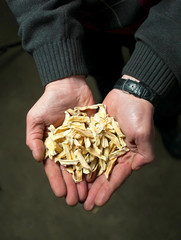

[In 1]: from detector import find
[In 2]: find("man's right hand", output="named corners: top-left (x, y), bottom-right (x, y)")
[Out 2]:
top-left (26, 75), bottom-right (95, 206)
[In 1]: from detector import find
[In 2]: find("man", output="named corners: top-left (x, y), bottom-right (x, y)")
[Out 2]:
top-left (6, 0), bottom-right (181, 210)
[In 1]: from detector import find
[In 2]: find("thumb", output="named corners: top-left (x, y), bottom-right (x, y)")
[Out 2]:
top-left (131, 138), bottom-right (155, 170)
top-left (29, 138), bottom-right (45, 162)
top-left (26, 113), bottom-right (45, 162)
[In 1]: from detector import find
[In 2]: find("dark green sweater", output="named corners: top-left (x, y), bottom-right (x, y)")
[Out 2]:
top-left (6, 0), bottom-right (181, 99)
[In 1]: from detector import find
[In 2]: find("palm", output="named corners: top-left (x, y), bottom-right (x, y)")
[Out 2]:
top-left (103, 89), bottom-right (155, 167)
top-left (33, 78), bottom-right (95, 128)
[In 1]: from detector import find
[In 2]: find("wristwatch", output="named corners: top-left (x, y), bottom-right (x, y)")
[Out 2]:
top-left (114, 78), bottom-right (160, 106)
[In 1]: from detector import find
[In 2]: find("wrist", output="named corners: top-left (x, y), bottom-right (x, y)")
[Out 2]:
top-left (112, 88), bottom-right (154, 108)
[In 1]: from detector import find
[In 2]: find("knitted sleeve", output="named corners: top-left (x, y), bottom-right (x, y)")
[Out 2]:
top-left (120, 0), bottom-right (181, 98)
top-left (6, 0), bottom-right (88, 86)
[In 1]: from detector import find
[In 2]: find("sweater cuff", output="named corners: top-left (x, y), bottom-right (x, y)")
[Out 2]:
top-left (33, 39), bottom-right (88, 86)
top-left (121, 41), bottom-right (176, 97)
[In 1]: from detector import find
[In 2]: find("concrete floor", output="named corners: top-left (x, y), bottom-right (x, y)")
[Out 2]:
top-left (0, 1), bottom-right (181, 239)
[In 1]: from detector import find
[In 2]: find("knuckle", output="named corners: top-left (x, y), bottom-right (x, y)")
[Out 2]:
top-left (26, 110), bottom-right (37, 124)
top-left (26, 109), bottom-right (33, 121)
top-left (27, 106), bottom-right (42, 123)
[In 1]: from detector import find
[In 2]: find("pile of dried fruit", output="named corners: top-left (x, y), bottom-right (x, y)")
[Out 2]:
top-left (44, 104), bottom-right (129, 182)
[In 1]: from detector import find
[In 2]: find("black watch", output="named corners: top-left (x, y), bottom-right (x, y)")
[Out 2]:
top-left (114, 78), bottom-right (160, 106)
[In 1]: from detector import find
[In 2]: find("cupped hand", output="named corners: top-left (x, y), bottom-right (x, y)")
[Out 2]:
top-left (26, 75), bottom-right (95, 205)
top-left (84, 87), bottom-right (155, 211)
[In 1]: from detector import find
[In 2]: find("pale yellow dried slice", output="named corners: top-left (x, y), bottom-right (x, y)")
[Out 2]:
top-left (101, 136), bottom-right (109, 148)
top-left (90, 159), bottom-right (99, 172)
top-left (70, 122), bottom-right (86, 130)
top-left (74, 104), bottom-right (102, 111)
top-left (76, 168), bottom-right (83, 182)
top-left (74, 149), bottom-right (91, 171)
top-left (54, 126), bottom-right (69, 134)
top-left (109, 149), bottom-right (129, 160)
top-left (73, 133), bottom-right (82, 139)
top-left (62, 143), bottom-right (72, 160)
top-left (73, 139), bottom-right (82, 147)
top-left (97, 159), bottom-right (106, 176)
top-left (84, 137), bottom-right (91, 148)
top-left (44, 136), bottom-right (57, 159)
top-left (55, 150), bottom-right (66, 160)
top-left (73, 128), bottom-right (94, 138)
top-left (103, 147), bottom-right (110, 160)
top-left (103, 131), bottom-right (122, 149)
top-left (111, 118), bottom-right (125, 138)
top-left (105, 157), bottom-right (118, 179)
top-left (66, 108), bottom-right (77, 116)
top-left (86, 147), bottom-right (106, 161)
top-left (57, 159), bottom-right (79, 166)
top-left (66, 166), bottom-right (74, 174)
top-left (67, 116), bottom-right (90, 124)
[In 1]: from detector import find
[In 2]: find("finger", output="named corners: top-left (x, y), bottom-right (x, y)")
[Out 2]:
top-left (94, 158), bottom-right (132, 207)
top-left (26, 113), bottom-right (45, 162)
top-left (88, 183), bottom-right (93, 190)
top-left (131, 153), bottom-right (149, 170)
top-left (84, 174), bottom-right (106, 211)
top-left (76, 180), bottom-right (88, 202)
top-left (30, 138), bottom-right (45, 162)
top-left (61, 166), bottom-right (79, 206)
top-left (131, 122), bottom-right (155, 170)
top-left (131, 139), bottom-right (155, 171)
top-left (44, 159), bottom-right (67, 197)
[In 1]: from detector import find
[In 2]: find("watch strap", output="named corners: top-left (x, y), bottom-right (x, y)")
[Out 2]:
top-left (114, 78), bottom-right (160, 106)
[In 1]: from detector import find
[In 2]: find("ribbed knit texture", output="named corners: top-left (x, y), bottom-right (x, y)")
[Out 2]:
top-left (33, 39), bottom-right (88, 86)
top-left (121, 41), bottom-right (176, 97)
